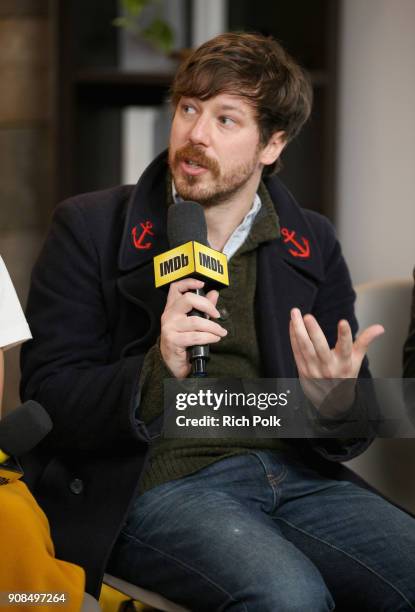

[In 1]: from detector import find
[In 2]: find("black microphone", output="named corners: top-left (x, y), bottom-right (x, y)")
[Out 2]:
top-left (154, 202), bottom-right (229, 292)
top-left (167, 200), bottom-right (209, 250)
top-left (168, 201), bottom-right (210, 377)
top-left (0, 401), bottom-right (52, 485)
top-left (166, 201), bottom-right (229, 377)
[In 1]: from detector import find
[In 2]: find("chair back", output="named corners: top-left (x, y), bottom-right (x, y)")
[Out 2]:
top-left (348, 277), bottom-right (415, 514)
top-left (354, 278), bottom-right (413, 377)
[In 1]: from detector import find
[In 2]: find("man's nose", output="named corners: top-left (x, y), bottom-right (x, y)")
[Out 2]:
top-left (188, 114), bottom-right (211, 146)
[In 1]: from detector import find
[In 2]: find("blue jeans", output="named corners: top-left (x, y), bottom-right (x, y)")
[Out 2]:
top-left (108, 451), bottom-right (415, 611)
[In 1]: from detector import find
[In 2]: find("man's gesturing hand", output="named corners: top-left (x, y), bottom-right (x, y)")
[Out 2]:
top-left (160, 278), bottom-right (228, 379)
top-left (289, 308), bottom-right (384, 416)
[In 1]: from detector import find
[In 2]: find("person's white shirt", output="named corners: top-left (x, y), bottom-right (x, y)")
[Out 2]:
top-left (0, 256), bottom-right (32, 350)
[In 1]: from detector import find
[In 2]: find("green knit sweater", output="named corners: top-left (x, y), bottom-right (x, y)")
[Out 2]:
top-left (138, 185), bottom-right (290, 493)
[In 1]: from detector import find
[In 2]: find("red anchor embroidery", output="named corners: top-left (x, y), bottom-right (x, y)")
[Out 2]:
top-left (132, 221), bottom-right (155, 250)
top-left (281, 227), bottom-right (310, 258)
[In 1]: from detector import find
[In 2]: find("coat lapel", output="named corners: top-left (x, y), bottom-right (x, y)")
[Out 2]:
top-left (256, 177), bottom-right (326, 377)
top-left (118, 150), bottom-right (170, 273)
top-left (117, 152), bottom-right (170, 353)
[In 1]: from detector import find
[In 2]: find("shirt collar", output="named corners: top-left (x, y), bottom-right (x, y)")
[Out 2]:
top-left (172, 181), bottom-right (262, 260)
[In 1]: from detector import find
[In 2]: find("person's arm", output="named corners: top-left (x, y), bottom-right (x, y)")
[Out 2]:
top-left (20, 200), bottom-right (154, 454)
top-left (290, 214), bottom-right (382, 461)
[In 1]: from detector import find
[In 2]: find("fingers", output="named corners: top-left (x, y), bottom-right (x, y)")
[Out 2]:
top-left (160, 280), bottom-right (227, 378)
top-left (290, 309), bottom-right (316, 357)
top-left (289, 319), bottom-right (307, 374)
top-left (290, 309), bottom-right (357, 379)
top-left (160, 310), bottom-right (226, 377)
top-left (334, 319), bottom-right (353, 360)
top-left (166, 285), bottom-right (221, 319)
top-left (354, 324), bottom-right (385, 357)
top-left (179, 331), bottom-right (226, 347)
top-left (166, 278), bottom-right (205, 306)
top-left (302, 313), bottom-right (332, 363)
top-left (178, 315), bottom-right (227, 337)
top-left (162, 300), bottom-right (227, 344)
top-left (206, 289), bottom-right (219, 308)
top-left (290, 309), bottom-right (319, 376)
top-left (290, 306), bottom-right (386, 382)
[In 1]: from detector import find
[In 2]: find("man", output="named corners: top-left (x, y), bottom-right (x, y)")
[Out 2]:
top-left (21, 33), bottom-right (415, 610)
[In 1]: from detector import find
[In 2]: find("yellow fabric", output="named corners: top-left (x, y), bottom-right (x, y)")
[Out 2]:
top-left (0, 480), bottom-right (85, 611)
top-left (99, 584), bottom-right (128, 612)
top-left (99, 583), bottom-right (147, 611)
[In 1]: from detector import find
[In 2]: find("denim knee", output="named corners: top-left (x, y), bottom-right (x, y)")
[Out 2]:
top-left (227, 563), bottom-right (334, 612)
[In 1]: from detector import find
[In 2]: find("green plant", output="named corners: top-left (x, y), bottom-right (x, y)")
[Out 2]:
top-left (113, 0), bottom-right (175, 54)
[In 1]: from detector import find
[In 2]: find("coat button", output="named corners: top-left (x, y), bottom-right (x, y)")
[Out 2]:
top-left (69, 478), bottom-right (84, 495)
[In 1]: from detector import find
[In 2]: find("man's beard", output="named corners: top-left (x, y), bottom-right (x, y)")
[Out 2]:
top-left (169, 143), bottom-right (260, 207)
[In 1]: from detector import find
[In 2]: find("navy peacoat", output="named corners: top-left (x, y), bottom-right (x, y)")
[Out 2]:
top-left (20, 152), bottom-right (373, 596)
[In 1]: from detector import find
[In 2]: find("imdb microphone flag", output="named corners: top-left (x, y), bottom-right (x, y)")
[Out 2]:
top-left (154, 241), bottom-right (229, 289)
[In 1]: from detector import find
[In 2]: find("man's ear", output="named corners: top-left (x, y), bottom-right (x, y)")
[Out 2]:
top-left (259, 131), bottom-right (287, 167)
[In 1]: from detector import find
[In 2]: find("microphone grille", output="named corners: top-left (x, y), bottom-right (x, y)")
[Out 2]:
top-left (168, 201), bottom-right (208, 248)
top-left (0, 401), bottom-right (53, 457)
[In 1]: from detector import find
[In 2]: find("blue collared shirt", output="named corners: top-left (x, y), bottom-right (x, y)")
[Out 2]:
top-left (172, 183), bottom-right (262, 260)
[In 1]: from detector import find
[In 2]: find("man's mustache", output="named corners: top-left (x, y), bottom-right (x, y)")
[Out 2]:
top-left (173, 145), bottom-right (220, 177)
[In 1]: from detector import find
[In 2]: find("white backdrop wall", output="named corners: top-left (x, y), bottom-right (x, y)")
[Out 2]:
top-left (336, 0), bottom-right (415, 284)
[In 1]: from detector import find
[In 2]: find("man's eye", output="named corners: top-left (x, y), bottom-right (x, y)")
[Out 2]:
top-left (183, 104), bottom-right (196, 114)
top-left (219, 116), bottom-right (236, 126)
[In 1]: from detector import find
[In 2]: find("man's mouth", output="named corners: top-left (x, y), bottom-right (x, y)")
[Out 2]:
top-left (180, 158), bottom-right (208, 176)
top-left (171, 145), bottom-right (220, 178)
top-left (185, 158), bottom-right (206, 169)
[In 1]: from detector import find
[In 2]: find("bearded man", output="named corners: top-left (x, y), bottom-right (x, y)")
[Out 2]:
top-left (21, 32), bottom-right (415, 610)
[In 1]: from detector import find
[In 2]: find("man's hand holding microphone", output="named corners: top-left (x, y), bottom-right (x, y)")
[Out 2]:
top-left (154, 201), bottom-right (229, 378)
top-left (160, 278), bottom-right (227, 379)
